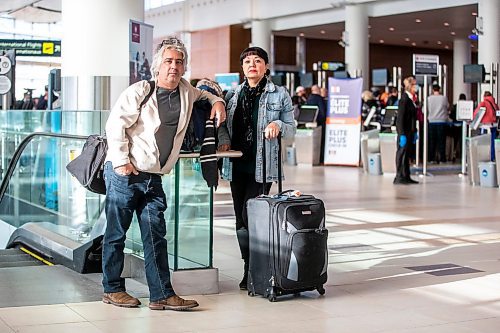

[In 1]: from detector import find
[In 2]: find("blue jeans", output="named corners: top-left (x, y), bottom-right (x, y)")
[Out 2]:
top-left (102, 162), bottom-right (175, 302)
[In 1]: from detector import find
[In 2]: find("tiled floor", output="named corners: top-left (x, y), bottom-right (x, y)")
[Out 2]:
top-left (2, 165), bottom-right (500, 332)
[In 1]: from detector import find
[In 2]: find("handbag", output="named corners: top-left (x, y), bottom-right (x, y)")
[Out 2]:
top-left (66, 135), bottom-right (108, 195)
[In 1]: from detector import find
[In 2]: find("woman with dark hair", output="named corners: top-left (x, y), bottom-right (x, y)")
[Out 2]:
top-left (218, 47), bottom-right (296, 290)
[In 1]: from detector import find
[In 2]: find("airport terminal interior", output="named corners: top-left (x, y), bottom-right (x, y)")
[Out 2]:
top-left (0, 0), bottom-right (499, 332)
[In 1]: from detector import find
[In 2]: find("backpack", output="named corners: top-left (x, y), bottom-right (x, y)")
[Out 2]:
top-left (66, 81), bottom-right (155, 194)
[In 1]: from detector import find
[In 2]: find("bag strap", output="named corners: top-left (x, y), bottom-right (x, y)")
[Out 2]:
top-left (139, 80), bottom-right (155, 110)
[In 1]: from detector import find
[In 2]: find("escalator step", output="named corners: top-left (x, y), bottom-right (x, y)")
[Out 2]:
top-left (0, 248), bottom-right (46, 267)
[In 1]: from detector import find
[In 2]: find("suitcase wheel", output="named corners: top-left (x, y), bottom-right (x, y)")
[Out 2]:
top-left (268, 295), bottom-right (277, 302)
top-left (317, 286), bottom-right (326, 295)
top-left (248, 291), bottom-right (255, 297)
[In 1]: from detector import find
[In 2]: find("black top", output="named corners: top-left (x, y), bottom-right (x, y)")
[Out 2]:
top-left (156, 87), bottom-right (181, 167)
top-left (232, 93), bottom-right (260, 174)
top-left (396, 93), bottom-right (417, 136)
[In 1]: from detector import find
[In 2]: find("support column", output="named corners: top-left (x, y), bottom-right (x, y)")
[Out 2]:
top-left (453, 38), bottom-right (471, 102)
top-left (61, 0), bottom-right (144, 119)
top-left (345, 4), bottom-right (369, 90)
top-left (251, 19), bottom-right (271, 55)
top-left (478, 0), bottom-right (500, 96)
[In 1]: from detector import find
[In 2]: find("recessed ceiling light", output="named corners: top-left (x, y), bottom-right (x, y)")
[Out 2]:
top-left (368, 25), bottom-right (371, 29)
top-left (379, 39), bottom-right (384, 43)
top-left (411, 42), bottom-right (417, 46)
top-left (368, 34), bottom-right (371, 38)
top-left (444, 22), bottom-right (450, 26)
top-left (472, 12), bottom-right (477, 16)
top-left (450, 31), bottom-right (456, 35)
top-left (415, 18), bottom-right (422, 23)
top-left (405, 37), bottom-right (410, 42)
top-left (445, 45), bottom-right (449, 49)
top-left (389, 27), bottom-right (395, 31)
top-left (299, 32), bottom-right (305, 37)
top-left (471, 44), bottom-right (475, 48)
top-left (320, 30), bottom-right (326, 34)
top-left (437, 41), bottom-right (442, 45)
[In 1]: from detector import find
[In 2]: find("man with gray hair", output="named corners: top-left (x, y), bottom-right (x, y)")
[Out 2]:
top-left (102, 36), bottom-right (226, 310)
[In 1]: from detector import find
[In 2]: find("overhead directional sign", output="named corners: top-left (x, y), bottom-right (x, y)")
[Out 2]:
top-left (0, 39), bottom-right (61, 57)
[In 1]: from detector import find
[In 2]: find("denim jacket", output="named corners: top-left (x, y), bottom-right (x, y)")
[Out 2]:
top-left (218, 79), bottom-right (296, 182)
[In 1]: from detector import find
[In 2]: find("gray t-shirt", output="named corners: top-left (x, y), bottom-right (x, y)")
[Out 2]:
top-left (155, 87), bottom-right (181, 167)
top-left (427, 94), bottom-right (449, 122)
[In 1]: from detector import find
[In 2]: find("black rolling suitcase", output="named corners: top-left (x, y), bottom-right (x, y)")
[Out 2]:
top-left (246, 134), bottom-right (328, 302)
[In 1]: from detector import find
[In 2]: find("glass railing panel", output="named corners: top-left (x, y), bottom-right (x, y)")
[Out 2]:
top-left (125, 156), bottom-right (212, 270)
top-left (0, 110), bottom-right (108, 182)
top-left (0, 134), bottom-right (105, 245)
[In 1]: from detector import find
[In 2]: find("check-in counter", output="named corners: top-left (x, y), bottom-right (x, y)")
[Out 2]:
top-left (379, 133), bottom-right (397, 173)
top-left (360, 129), bottom-right (380, 173)
top-left (466, 134), bottom-right (491, 186)
top-left (295, 126), bottom-right (322, 166)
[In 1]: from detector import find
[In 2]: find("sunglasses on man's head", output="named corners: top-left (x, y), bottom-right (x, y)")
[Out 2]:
top-left (158, 37), bottom-right (184, 50)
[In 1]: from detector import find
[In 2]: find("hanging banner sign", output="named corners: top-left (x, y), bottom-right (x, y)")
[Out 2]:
top-left (0, 39), bottom-right (61, 56)
top-left (324, 77), bottom-right (363, 166)
top-left (129, 20), bottom-right (154, 85)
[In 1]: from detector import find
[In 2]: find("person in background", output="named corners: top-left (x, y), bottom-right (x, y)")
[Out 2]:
top-left (386, 86), bottom-right (399, 107)
top-left (292, 85), bottom-right (307, 106)
top-left (36, 85), bottom-right (49, 110)
top-left (102, 36), bottom-right (226, 310)
top-left (474, 91), bottom-right (499, 161)
top-left (306, 84), bottom-right (327, 163)
top-left (361, 90), bottom-right (382, 130)
top-left (427, 85), bottom-right (449, 163)
top-left (218, 46), bottom-right (296, 290)
top-left (394, 77), bottom-right (419, 185)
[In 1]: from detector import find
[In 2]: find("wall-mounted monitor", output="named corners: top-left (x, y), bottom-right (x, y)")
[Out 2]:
top-left (372, 68), bottom-right (388, 86)
top-left (463, 64), bottom-right (485, 83)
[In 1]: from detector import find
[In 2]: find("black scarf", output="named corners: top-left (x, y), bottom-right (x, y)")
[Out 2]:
top-left (239, 77), bottom-right (267, 155)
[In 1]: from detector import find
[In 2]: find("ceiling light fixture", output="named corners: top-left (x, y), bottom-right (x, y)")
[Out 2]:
top-left (389, 27), bottom-right (395, 31)
top-left (299, 32), bottom-right (305, 37)
top-left (411, 42), bottom-right (416, 46)
top-left (444, 22), bottom-right (450, 26)
top-left (472, 12), bottom-right (477, 16)
top-left (405, 37), bottom-right (410, 42)
top-left (450, 31), bottom-right (456, 35)
top-left (379, 39), bottom-right (384, 43)
top-left (437, 41), bottom-right (442, 45)
top-left (445, 45), bottom-right (449, 49)
top-left (415, 18), bottom-right (422, 23)
top-left (320, 30), bottom-right (326, 34)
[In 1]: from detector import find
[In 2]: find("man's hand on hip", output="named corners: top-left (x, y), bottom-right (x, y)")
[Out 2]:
top-left (114, 163), bottom-right (139, 176)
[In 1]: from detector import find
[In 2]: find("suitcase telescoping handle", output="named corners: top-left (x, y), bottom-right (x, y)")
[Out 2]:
top-left (262, 131), bottom-right (283, 193)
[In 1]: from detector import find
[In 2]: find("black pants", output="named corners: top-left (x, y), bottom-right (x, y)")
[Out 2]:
top-left (230, 169), bottom-right (272, 230)
top-left (428, 123), bottom-right (446, 162)
top-left (395, 134), bottom-right (414, 180)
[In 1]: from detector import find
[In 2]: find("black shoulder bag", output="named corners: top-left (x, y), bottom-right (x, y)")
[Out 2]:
top-left (66, 81), bottom-right (155, 194)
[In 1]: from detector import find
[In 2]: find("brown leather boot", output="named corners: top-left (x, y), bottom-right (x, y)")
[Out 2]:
top-left (149, 295), bottom-right (199, 311)
top-left (102, 291), bottom-right (141, 308)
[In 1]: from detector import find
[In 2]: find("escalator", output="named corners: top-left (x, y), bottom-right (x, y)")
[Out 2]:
top-left (0, 132), bottom-right (104, 274)
top-left (0, 132), bottom-right (127, 307)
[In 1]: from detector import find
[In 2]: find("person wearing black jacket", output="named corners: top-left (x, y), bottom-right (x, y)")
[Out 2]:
top-left (394, 77), bottom-right (419, 184)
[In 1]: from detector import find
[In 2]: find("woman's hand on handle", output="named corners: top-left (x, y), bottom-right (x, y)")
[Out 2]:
top-left (264, 122), bottom-right (280, 139)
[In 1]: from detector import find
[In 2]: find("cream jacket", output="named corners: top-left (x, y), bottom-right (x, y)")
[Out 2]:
top-left (105, 78), bottom-right (224, 174)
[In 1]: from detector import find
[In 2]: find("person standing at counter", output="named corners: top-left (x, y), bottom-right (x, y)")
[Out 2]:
top-left (394, 77), bottom-right (419, 185)
top-left (218, 46), bottom-right (296, 290)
